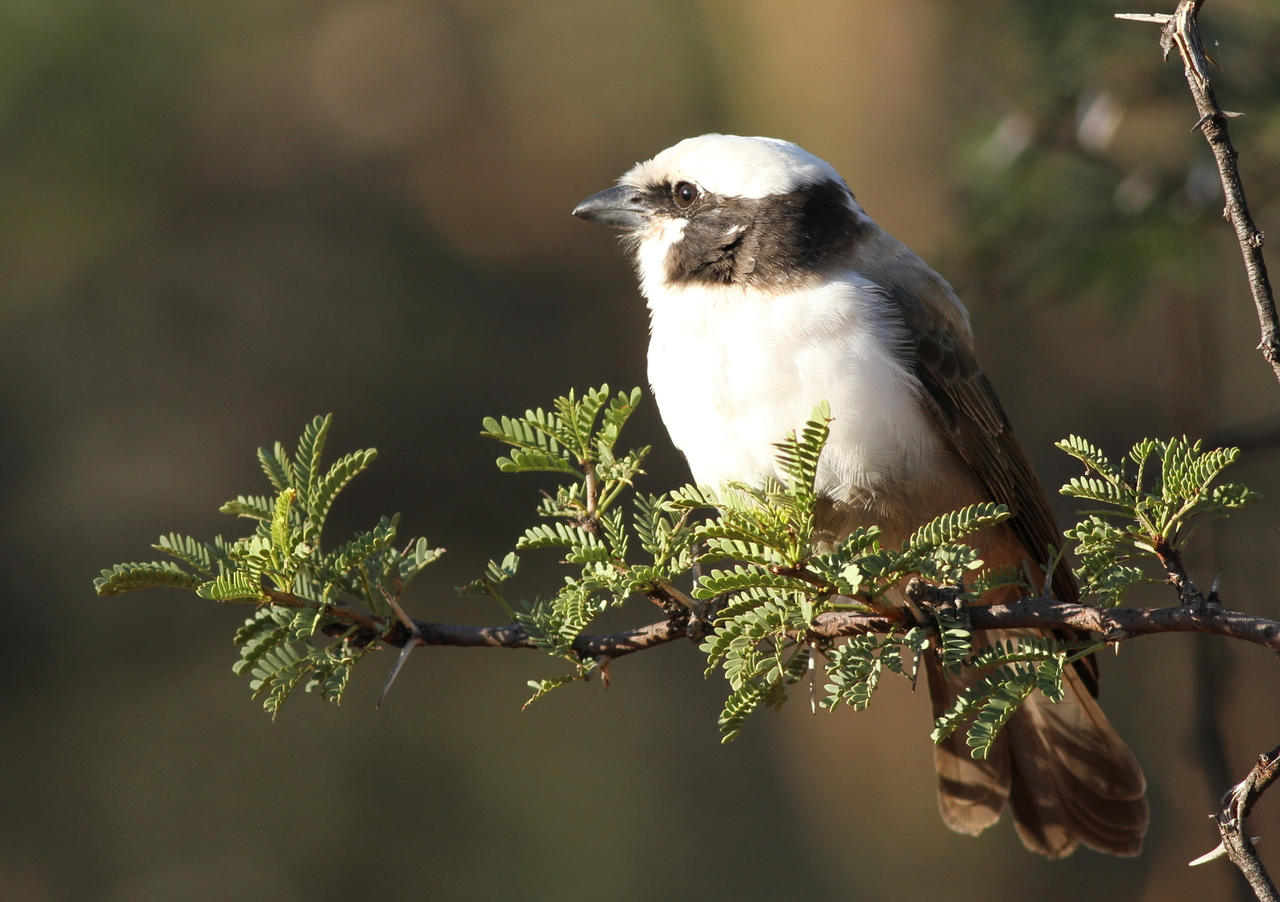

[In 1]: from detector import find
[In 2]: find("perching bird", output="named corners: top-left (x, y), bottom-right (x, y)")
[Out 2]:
top-left (572, 134), bottom-right (1148, 858)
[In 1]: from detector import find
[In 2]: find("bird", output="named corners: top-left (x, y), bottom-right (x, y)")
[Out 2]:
top-left (572, 133), bottom-right (1148, 858)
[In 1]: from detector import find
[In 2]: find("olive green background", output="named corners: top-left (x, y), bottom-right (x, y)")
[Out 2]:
top-left (1, 0), bottom-right (1279, 899)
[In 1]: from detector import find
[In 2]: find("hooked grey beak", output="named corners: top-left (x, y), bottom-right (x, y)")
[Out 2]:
top-left (572, 185), bottom-right (651, 230)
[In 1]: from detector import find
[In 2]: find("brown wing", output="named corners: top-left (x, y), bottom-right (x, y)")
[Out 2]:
top-left (873, 280), bottom-right (1098, 693)
top-left (884, 282), bottom-right (1077, 604)
top-left (857, 258), bottom-right (1145, 856)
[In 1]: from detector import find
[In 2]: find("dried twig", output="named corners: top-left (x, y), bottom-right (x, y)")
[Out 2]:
top-left (1118, 0), bottom-right (1280, 386)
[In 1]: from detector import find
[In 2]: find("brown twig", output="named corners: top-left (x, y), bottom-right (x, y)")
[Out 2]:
top-left (317, 598), bottom-right (1280, 660)
top-left (1117, 1), bottom-right (1280, 386)
top-left (268, 573), bottom-right (1280, 656)
top-left (819, 599), bottom-right (1280, 651)
top-left (1190, 745), bottom-right (1280, 901)
top-left (1154, 538), bottom-right (1209, 609)
top-left (264, 588), bottom-right (383, 631)
top-left (402, 617), bottom-right (688, 659)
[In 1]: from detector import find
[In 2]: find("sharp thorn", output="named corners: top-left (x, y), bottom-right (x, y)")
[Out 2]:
top-left (809, 643), bottom-right (817, 714)
top-left (1115, 12), bottom-right (1171, 23)
top-left (1189, 842), bottom-right (1228, 866)
top-left (377, 640), bottom-right (417, 708)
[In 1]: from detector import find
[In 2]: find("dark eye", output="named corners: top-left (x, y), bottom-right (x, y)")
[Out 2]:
top-left (673, 181), bottom-right (699, 209)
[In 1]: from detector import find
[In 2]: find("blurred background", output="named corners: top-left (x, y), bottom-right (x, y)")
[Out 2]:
top-left (0, 0), bottom-right (1278, 898)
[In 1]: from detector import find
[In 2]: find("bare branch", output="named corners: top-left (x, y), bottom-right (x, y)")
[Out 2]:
top-left (1118, 0), bottom-right (1280, 386)
top-left (1193, 745), bottom-right (1280, 901)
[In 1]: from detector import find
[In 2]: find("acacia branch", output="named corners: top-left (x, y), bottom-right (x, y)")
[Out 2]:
top-left (1119, 0), bottom-right (1280, 385)
top-left (821, 599), bottom-right (1280, 650)
top-left (400, 617), bottom-right (688, 659)
top-left (337, 598), bottom-right (1280, 661)
top-left (1190, 745), bottom-right (1280, 902)
top-left (1154, 538), bottom-right (1209, 608)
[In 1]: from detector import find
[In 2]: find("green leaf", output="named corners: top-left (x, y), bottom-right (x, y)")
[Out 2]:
top-left (233, 607), bottom-right (293, 676)
top-left (293, 415), bottom-right (332, 506)
top-left (1035, 656), bottom-right (1065, 704)
top-left (966, 670), bottom-right (1039, 759)
top-left (219, 495), bottom-right (274, 521)
top-left (323, 517), bottom-right (398, 578)
top-left (1211, 483), bottom-right (1259, 509)
top-left (821, 635), bottom-right (885, 711)
top-left (197, 572), bottom-right (265, 602)
top-left (270, 489), bottom-right (297, 564)
top-left (693, 565), bottom-right (815, 599)
top-left (718, 682), bottom-right (765, 742)
top-left (907, 503), bottom-right (1010, 554)
top-left (1056, 435), bottom-right (1121, 481)
top-left (399, 536), bottom-right (446, 583)
top-left (664, 484), bottom-right (721, 511)
top-left (597, 387), bottom-right (644, 453)
top-left (935, 607), bottom-right (973, 672)
top-left (496, 449), bottom-right (578, 475)
top-left (772, 402), bottom-right (831, 502)
top-left (152, 534), bottom-right (214, 576)
top-left (308, 448), bottom-right (378, 538)
top-left (251, 643), bottom-right (312, 719)
top-left (518, 522), bottom-right (601, 553)
top-left (964, 635), bottom-right (1071, 671)
top-left (523, 673), bottom-right (581, 708)
top-left (257, 442), bottom-right (295, 493)
top-left (94, 561), bottom-right (202, 596)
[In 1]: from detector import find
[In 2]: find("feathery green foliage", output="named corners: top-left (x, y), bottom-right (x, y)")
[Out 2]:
top-left (95, 388), bottom-right (1259, 757)
top-left (95, 415), bottom-right (442, 717)
top-left (477, 386), bottom-right (701, 703)
top-left (680, 408), bottom-right (1013, 741)
top-left (1057, 435), bottom-right (1257, 605)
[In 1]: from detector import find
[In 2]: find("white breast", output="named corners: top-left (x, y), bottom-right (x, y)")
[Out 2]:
top-left (642, 267), bottom-right (943, 504)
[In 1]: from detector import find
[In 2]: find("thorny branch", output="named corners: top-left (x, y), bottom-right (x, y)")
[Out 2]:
top-left (1191, 745), bottom-right (1280, 902)
top-left (1115, 3), bottom-right (1279, 891)
top-left (1118, 0), bottom-right (1280, 386)
top-left (330, 596), bottom-right (1280, 658)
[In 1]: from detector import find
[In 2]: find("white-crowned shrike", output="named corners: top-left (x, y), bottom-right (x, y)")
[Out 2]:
top-left (573, 134), bottom-right (1147, 858)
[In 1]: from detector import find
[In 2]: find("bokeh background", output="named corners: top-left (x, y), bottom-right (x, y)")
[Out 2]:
top-left (1, 0), bottom-right (1279, 899)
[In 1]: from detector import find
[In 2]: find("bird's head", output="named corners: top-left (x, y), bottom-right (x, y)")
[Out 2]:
top-left (573, 134), bottom-right (873, 292)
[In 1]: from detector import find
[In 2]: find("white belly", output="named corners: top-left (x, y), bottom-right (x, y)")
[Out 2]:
top-left (644, 274), bottom-right (942, 504)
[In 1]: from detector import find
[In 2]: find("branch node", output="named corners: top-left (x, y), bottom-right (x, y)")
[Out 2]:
top-left (1102, 626), bottom-right (1131, 645)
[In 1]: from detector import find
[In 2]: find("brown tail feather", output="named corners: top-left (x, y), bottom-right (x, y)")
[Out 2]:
top-left (926, 654), bottom-right (1011, 834)
top-left (927, 630), bottom-right (1149, 858)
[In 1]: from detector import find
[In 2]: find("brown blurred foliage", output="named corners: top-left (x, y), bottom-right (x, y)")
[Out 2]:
top-left (1, 0), bottom-right (1279, 899)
